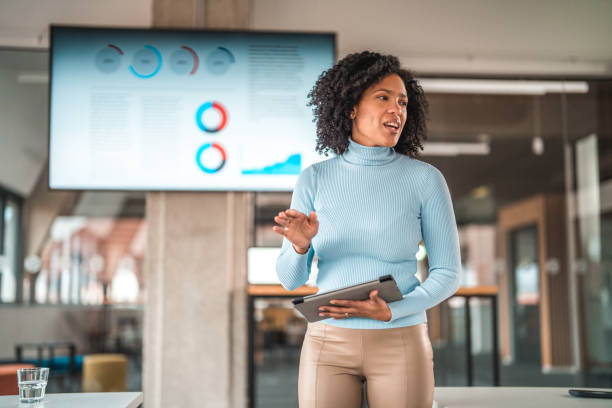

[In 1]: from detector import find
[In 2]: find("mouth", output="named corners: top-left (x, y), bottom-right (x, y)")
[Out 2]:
top-left (383, 121), bottom-right (401, 134)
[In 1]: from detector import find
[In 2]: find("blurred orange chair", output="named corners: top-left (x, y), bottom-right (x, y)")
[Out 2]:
top-left (0, 363), bottom-right (35, 395)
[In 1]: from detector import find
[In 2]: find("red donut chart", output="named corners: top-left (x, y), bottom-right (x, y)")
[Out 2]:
top-left (196, 142), bottom-right (227, 173)
top-left (195, 101), bottom-right (228, 133)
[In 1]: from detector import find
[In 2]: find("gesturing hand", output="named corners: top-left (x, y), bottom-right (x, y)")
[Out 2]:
top-left (318, 290), bottom-right (392, 322)
top-left (272, 209), bottom-right (319, 254)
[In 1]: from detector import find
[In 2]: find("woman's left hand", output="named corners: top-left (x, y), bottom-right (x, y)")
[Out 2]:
top-left (318, 290), bottom-right (392, 322)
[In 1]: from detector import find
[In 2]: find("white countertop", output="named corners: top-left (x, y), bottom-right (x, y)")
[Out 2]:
top-left (4, 388), bottom-right (609, 407)
top-left (0, 392), bottom-right (142, 408)
top-left (434, 387), bottom-right (612, 408)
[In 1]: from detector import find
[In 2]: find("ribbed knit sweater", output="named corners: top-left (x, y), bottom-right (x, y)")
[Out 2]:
top-left (276, 138), bottom-right (461, 329)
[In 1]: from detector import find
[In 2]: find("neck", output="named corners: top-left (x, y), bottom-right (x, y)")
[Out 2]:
top-left (342, 137), bottom-right (396, 166)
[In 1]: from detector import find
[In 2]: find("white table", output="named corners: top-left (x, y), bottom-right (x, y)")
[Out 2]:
top-left (434, 387), bottom-right (612, 408)
top-left (0, 392), bottom-right (142, 407)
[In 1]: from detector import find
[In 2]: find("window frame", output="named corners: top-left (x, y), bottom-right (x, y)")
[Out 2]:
top-left (0, 185), bottom-right (24, 304)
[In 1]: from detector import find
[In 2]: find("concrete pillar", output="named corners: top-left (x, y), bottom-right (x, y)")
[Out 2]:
top-left (144, 1), bottom-right (251, 407)
top-left (144, 192), bottom-right (251, 407)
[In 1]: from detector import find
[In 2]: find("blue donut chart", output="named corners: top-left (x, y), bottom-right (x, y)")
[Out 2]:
top-left (196, 142), bottom-right (227, 174)
top-left (195, 101), bottom-right (228, 133)
top-left (129, 45), bottom-right (162, 78)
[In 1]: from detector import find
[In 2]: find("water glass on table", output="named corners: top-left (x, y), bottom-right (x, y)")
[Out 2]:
top-left (16, 367), bottom-right (49, 403)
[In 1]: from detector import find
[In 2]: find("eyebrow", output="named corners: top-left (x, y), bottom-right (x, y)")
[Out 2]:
top-left (375, 88), bottom-right (408, 98)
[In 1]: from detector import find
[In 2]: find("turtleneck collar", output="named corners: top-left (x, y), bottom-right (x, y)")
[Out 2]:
top-left (341, 138), bottom-right (397, 166)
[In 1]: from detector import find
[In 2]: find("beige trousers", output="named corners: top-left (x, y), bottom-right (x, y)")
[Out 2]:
top-left (298, 322), bottom-right (434, 408)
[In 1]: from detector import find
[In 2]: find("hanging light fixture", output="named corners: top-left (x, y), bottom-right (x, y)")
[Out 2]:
top-left (532, 96), bottom-right (544, 155)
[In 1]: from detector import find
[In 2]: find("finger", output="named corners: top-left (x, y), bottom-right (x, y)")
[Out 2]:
top-left (274, 216), bottom-right (289, 227)
top-left (370, 290), bottom-right (388, 306)
top-left (285, 209), bottom-right (304, 218)
top-left (309, 212), bottom-right (319, 228)
top-left (319, 311), bottom-right (355, 319)
top-left (271, 226), bottom-right (287, 236)
top-left (329, 299), bottom-right (357, 307)
top-left (319, 306), bottom-right (359, 315)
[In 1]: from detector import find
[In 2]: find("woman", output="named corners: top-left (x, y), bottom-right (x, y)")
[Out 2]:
top-left (273, 51), bottom-right (461, 408)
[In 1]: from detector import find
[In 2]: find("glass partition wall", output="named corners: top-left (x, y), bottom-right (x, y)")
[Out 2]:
top-left (428, 83), bottom-right (570, 386)
top-left (250, 77), bottom-right (612, 406)
top-left (1, 46), bottom-right (146, 393)
top-left (567, 81), bottom-right (612, 385)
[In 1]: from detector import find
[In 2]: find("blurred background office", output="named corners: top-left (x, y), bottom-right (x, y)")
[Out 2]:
top-left (0, 1), bottom-right (611, 407)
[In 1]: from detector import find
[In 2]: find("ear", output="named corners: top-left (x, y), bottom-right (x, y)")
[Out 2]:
top-left (350, 106), bottom-right (357, 120)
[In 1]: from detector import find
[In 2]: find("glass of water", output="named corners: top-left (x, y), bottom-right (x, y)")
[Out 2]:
top-left (17, 367), bottom-right (49, 403)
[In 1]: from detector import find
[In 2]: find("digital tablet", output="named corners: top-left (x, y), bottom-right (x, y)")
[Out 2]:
top-left (291, 275), bottom-right (403, 322)
top-left (568, 389), bottom-right (612, 399)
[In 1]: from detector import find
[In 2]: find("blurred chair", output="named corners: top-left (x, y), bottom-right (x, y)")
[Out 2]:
top-left (82, 354), bottom-right (127, 392)
top-left (15, 341), bottom-right (82, 392)
top-left (0, 363), bottom-right (35, 395)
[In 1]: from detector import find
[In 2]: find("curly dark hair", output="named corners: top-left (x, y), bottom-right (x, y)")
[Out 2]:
top-left (307, 51), bottom-right (428, 158)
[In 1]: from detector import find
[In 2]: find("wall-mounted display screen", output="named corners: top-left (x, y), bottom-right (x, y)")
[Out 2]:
top-left (49, 26), bottom-right (335, 191)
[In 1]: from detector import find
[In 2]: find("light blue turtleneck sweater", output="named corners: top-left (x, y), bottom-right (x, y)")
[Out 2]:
top-left (276, 138), bottom-right (461, 329)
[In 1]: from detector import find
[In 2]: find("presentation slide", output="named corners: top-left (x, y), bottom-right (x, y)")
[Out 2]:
top-left (49, 26), bottom-right (335, 191)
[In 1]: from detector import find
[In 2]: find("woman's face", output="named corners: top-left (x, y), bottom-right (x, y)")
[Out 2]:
top-left (350, 73), bottom-right (408, 148)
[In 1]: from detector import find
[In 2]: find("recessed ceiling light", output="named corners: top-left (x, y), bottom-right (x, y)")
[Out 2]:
top-left (419, 79), bottom-right (588, 95)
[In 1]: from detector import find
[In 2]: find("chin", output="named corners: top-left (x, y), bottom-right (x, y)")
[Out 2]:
top-left (381, 138), bottom-right (399, 148)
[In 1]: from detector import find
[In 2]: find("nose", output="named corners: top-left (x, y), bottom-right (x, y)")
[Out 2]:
top-left (387, 99), bottom-right (404, 115)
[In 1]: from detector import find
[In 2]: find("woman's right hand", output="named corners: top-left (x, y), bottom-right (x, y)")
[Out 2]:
top-left (272, 209), bottom-right (318, 254)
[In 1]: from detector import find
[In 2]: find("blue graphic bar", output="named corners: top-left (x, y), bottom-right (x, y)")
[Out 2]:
top-left (242, 154), bottom-right (301, 175)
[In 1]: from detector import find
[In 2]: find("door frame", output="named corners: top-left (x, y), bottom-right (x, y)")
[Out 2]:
top-left (498, 195), bottom-right (552, 367)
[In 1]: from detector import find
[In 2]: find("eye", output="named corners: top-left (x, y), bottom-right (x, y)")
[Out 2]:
top-left (399, 100), bottom-right (408, 107)
top-left (377, 95), bottom-right (388, 101)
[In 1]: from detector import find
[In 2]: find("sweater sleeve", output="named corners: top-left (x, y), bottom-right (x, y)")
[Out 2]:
top-left (386, 167), bottom-right (461, 322)
top-left (275, 165), bottom-right (317, 291)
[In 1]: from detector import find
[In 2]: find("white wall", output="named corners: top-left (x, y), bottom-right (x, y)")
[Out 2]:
top-left (250, 0), bottom-right (612, 76)
top-left (0, 58), bottom-right (48, 196)
top-left (0, 0), bottom-right (153, 48)
top-left (0, 305), bottom-right (142, 360)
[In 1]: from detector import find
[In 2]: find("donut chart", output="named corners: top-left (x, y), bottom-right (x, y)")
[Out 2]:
top-left (129, 45), bottom-right (162, 78)
top-left (195, 101), bottom-right (228, 133)
top-left (95, 44), bottom-right (123, 73)
top-left (196, 142), bottom-right (227, 173)
top-left (206, 47), bottom-right (235, 75)
top-left (170, 45), bottom-right (199, 75)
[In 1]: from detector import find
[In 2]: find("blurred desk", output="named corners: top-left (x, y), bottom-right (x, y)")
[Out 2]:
top-left (247, 284), bottom-right (317, 296)
top-left (434, 387), bottom-right (612, 407)
top-left (0, 392), bottom-right (142, 407)
top-left (452, 286), bottom-right (499, 386)
top-left (247, 285), bottom-right (497, 297)
top-left (15, 342), bottom-right (77, 374)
